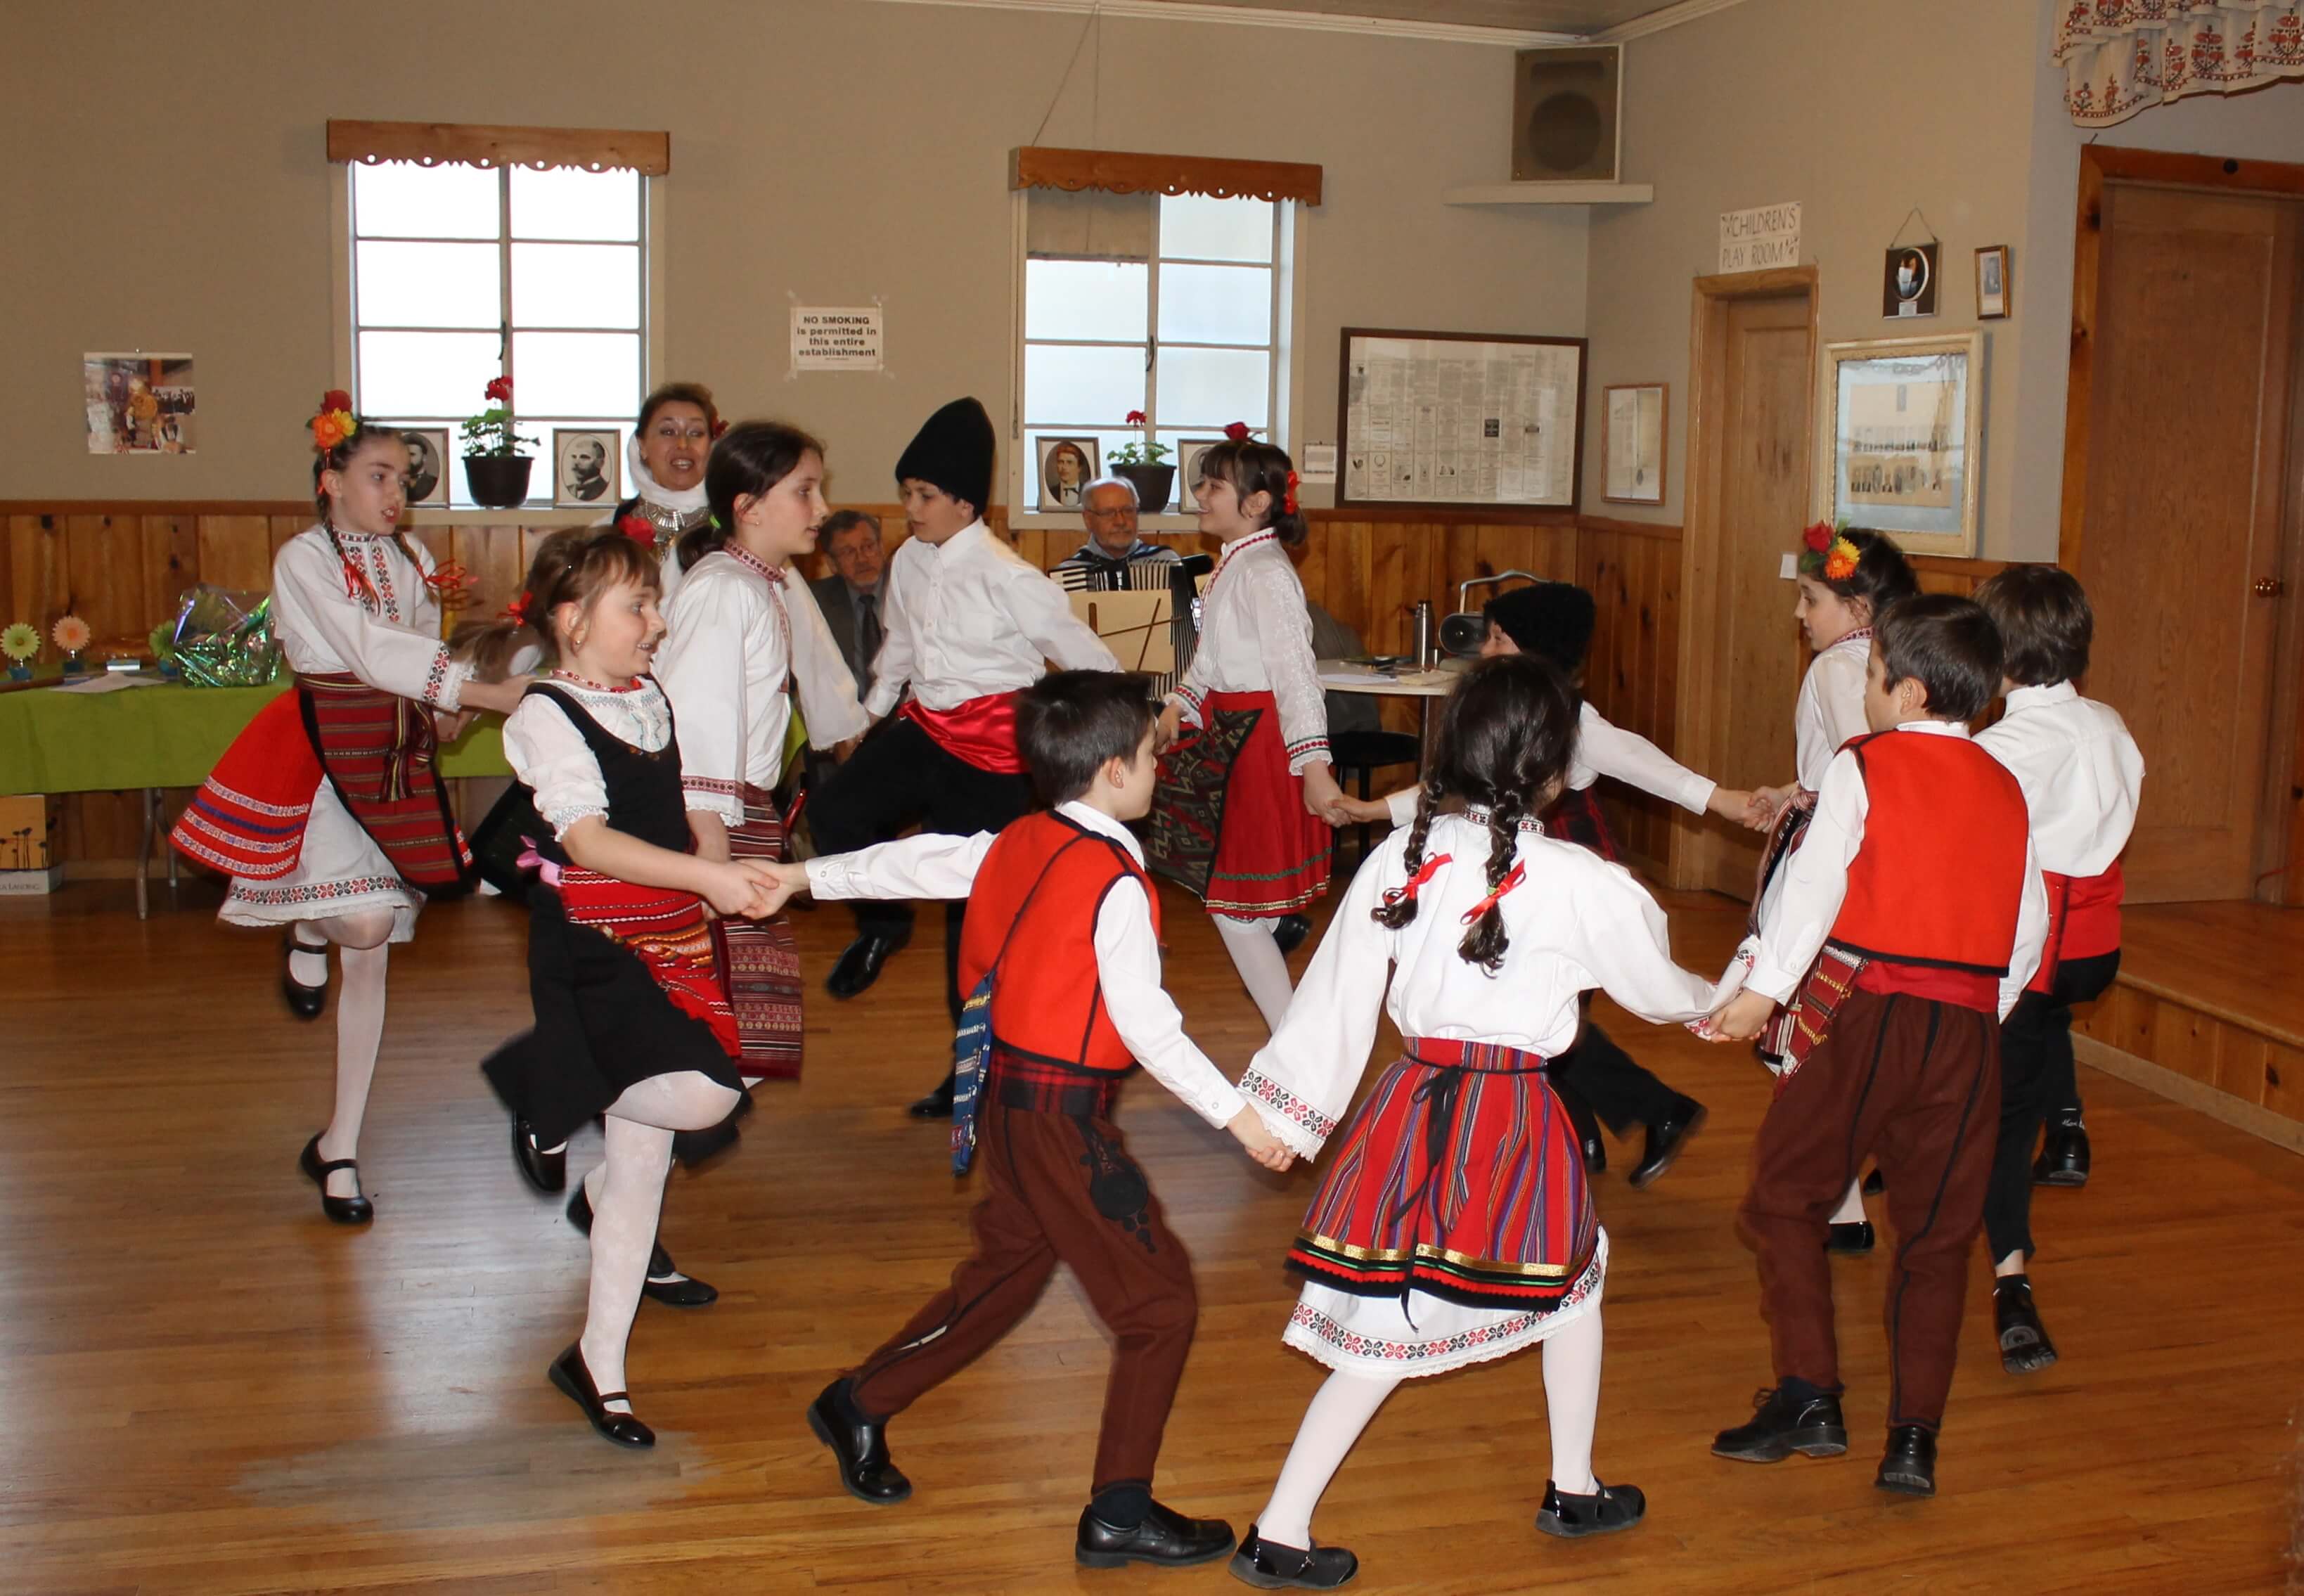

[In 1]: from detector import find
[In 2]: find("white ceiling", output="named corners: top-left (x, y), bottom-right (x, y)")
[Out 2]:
top-left (1144, 0), bottom-right (1703, 37)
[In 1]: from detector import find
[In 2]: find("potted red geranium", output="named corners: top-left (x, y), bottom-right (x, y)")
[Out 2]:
top-left (1106, 410), bottom-right (1176, 513)
top-left (461, 375), bottom-right (535, 509)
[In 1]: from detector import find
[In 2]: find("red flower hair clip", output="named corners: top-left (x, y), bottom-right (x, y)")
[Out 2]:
top-left (1223, 421), bottom-right (1256, 443)
top-left (1801, 520), bottom-right (1834, 553)
top-left (1284, 469), bottom-right (1300, 515)
top-left (617, 513), bottom-right (657, 547)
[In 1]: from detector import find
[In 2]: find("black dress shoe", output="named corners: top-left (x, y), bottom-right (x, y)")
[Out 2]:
top-left (548, 1342), bottom-right (654, 1448)
top-left (1994, 1275), bottom-right (2059, 1375)
top-left (298, 1133), bottom-right (373, 1225)
top-left (806, 1378), bottom-right (911, 1503)
top-left (1581, 1133), bottom-right (1607, 1176)
top-left (1712, 1385), bottom-right (1848, 1462)
top-left (826, 931), bottom-right (908, 1000)
top-left (1862, 1166), bottom-right (1885, 1197)
top-left (1075, 1498), bottom-right (1235, 1569)
top-left (2034, 1123), bottom-right (2091, 1187)
top-left (1273, 914), bottom-right (1313, 957)
top-left (1228, 1524), bottom-right (1358, 1588)
top-left (513, 1116), bottom-right (565, 1194)
top-left (1827, 1220), bottom-right (1876, 1256)
top-left (908, 1074), bottom-right (957, 1119)
top-left (1535, 1479), bottom-right (1647, 1538)
top-left (1627, 1098), bottom-right (1706, 1189)
top-left (1552, 1075), bottom-right (1605, 1176)
top-left (1875, 1425), bottom-right (1937, 1496)
top-left (281, 929), bottom-right (328, 1020)
top-left (565, 1186), bottom-right (718, 1307)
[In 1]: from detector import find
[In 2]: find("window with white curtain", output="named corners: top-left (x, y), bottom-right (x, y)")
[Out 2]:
top-left (1021, 189), bottom-right (1291, 515)
top-left (348, 161), bottom-right (647, 508)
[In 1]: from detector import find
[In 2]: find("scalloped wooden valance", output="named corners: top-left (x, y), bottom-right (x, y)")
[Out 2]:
top-left (326, 120), bottom-right (671, 175)
top-left (1010, 146), bottom-right (1322, 206)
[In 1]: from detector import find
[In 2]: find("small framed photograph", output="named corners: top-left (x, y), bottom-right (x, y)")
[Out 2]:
top-left (1036, 436), bottom-right (1100, 510)
top-left (399, 427), bottom-right (449, 507)
top-left (1883, 242), bottom-right (1939, 319)
top-left (1601, 383), bottom-right (1667, 504)
top-left (1176, 438), bottom-right (1228, 512)
top-left (553, 428), bottom-right (620, 507)
top-left (1817, 331), bottom-right (1983, 558)
top-left (1975, 245), bottom-right (2011, 320)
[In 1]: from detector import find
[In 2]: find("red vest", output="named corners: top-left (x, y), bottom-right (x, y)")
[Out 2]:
top-left (958, 811), bottom-right (1161, 1076)
top-left (1829, 731), bottom-right (2029, 978)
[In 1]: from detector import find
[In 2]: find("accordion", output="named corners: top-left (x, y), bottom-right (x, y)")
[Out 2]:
top-left (1055, 555), bottom-right (1204, 699)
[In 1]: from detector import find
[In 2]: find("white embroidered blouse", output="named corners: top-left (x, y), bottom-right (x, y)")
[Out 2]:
top-left (1166, 529), bottom-right (1330, 772)
top-left (1794, 629), bottom-right (1874, 792)
top-left (270, 525), bottom-right (470, 711)
top-left (500, 676), bottom-right (675, 839)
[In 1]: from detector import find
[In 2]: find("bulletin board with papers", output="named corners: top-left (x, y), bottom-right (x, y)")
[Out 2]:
top-left (1337, 328), bottom-right (1586, 512)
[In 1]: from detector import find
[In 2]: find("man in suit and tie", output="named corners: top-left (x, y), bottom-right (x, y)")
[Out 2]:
top-left (810, 510), bottom-right (889, 688)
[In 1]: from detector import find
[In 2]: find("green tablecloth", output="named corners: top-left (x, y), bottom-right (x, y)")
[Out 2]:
top-left (0, 672), bottom-right (509, 795)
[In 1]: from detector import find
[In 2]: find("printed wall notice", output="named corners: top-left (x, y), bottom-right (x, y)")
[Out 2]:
top-left (1718, 201), bottom-right (1802, 273)
top-left (1339, 332), bottom-right (1584, 509)
top-left (790, 307), bottom-right (883, 372)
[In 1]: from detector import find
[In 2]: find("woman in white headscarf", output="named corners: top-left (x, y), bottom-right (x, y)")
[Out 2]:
top-left (610, 382), bottom-right (721, 603)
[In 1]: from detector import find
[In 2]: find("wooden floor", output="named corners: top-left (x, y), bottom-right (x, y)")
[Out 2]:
top-left (4, 872), bottom-right (2299, 1594)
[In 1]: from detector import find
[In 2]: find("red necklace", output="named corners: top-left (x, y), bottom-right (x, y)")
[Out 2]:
top-left (550, 669), bottom-right (648, 695)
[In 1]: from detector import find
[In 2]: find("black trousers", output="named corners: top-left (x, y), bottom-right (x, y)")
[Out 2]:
top-left (1547, 998), bottom-right (1682, 1135)
top-left (1982, 950), bottom-right (2120, 1264)
top-left (811, 715), bottom-right (1034, 1026)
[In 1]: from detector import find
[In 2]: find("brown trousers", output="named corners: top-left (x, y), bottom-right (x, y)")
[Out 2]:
top-left (848, 1092), bottom-right (1199, 1494)
top-left (1742, 989), bottom-right (2000, 1431)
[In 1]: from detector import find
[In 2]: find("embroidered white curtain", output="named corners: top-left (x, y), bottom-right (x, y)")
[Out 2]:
top-left (2056, 3), bottom-right (2304, 126)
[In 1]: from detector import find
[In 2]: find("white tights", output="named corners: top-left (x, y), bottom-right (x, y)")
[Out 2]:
top-left (1214, 913), bottom-right (1294, 1034)
top-left (306, 910), bottom-right (394, 1200)
top-left (578, 1071), bottom-right (740, 1413)
top-left (1255, 1304), bottom-right (1606, 1548)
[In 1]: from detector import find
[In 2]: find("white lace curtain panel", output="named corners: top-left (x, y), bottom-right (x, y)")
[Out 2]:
top-left (2057, 3), bottom-right (2304, 125)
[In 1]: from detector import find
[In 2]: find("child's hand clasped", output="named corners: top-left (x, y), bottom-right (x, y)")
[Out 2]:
top-left (1227, 1105), bottom-right (1295, 1171)
top-left (1705, 988), bottom-right (1778, 1043)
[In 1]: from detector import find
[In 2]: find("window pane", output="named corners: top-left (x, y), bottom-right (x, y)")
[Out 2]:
top-left (513, 243), bottom-right (640, 329)
top-left (352, 160), bottom-right (500, 240)
top-left (510, 165), bottom-right (641, 243)
top-left (1024, 260), bottom-right (1147, 342)
top-left (1024, 344), bottom-right (1145, 428)
top-left (358, 330), bottom-right (503, 419)
top-left (355, 240), bottom-right (499, 329)
top-left (1158, 263), bottom-right (1270, 347)
top-left (1159, 193), bottom-right (1272, 263)
top-left (513, 331), bottom-right (641, 419)
top-left (1155, 347), bottom-right (1269, 429)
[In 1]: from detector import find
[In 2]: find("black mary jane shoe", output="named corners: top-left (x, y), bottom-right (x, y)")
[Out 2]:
top-left (2034, 1122), bottom-right (2091, 1188)
top-left (1536, 1479), bottom-right (1647, 1539)
top-left (1627, 1098), bottom-right (1706, 1190)
top-left (1875, 1424), bottom-right (1937, 1496)
top-left (1712, 1385), bottom-right (1848, 1462)
top-left (1994, 1276), bottom-right (2059, 1375)
top-left (548, 1343), bottom-right (654, 1449)
top-left (806, 1378), bottom-right (912, 1503)
top-left (513, 1116), bottom-right (565, 1194)
top-left (826, 930), bottom-right (909, 1000)
top-left (908, 1073), bottom-right (958, 1120)
top-left (1272, 914), bottom-right (1313, 958)
top-left (1862, 1166), bottom-right (1886, 1197)
top-left (1228, 1524), bottom-right (1358, 1588)
top-left (565, 1186), bottom-right (718, 1307)
top-left (1075, 1499), bottom-right (1235, 1569)
top-left (280, 929), bottom-right (329, 1020)
top-left (1826, 1220), bottom-right (1876, 1256)
top-left (298, 1133), bottom-right (373, 1225)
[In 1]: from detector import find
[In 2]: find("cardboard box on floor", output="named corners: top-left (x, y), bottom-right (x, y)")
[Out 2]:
top-left (0, 793), bottom-right (63, 893)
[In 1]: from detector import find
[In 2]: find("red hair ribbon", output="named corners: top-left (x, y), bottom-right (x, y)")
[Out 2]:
top-left (1284, 469), bottom-right (1300, 516)
top-left (1460, 860), bottom-right (1528, 925)
top-left (1382, 851), bottom-right (1452, 908)
top-left (423, 561), bottom-right (475, 608)
top-left (500, 593), bottom-right (532, 626)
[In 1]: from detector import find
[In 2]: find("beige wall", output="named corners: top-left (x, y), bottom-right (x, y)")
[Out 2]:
top-left (0, 0), bottom-right (1587, 508)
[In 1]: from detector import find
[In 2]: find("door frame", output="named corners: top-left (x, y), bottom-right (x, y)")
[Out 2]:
top-left (1672, 263), bottom-right (1820, 891)
top-left (2062, 145), bottom-right (2304, 904)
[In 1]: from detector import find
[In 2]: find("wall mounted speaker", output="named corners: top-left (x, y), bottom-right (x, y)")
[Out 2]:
top-left (1512, 46), bottom-right (1621, 184)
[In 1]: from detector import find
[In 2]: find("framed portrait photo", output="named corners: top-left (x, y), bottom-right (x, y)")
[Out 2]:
top-left (1036, 436), bottom-right (1100, 512)
top-left (399, 427), bottom-right (449, 508)
top-left (553, 428), bottom-right (621, 508)
top-left (1601, 383), bottom-right (1666, 505)
top-left (1176, 438), bottom-right (1228, 513)
top-left (1818, 332), bottom-right (1983, 558)
top-left (1975, 245), bottom-right (2011, 320)
top-left (1882, 242), bottom-right (1939, 319)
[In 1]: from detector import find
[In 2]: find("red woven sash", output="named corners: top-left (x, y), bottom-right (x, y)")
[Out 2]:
top-left (555, 865), bottom-right (740, 1058)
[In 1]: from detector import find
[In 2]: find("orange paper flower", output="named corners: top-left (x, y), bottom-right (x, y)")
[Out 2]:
top-left (311, 408), bottom-right (355, 452)
top-left (52, 614), bottom-right (91, 654)
top-left (1822, 536), bottom-right (1859, 581)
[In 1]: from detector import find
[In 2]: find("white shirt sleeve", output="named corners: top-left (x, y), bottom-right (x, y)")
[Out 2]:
top-left (1251, 565), bottom-right (1332, 771)
top-left (1093, 875), bottom-right (1246, 1127)
top-left (863, 554), bottom-right (917, 720)
top-left (804, 829), bottom-right (997, 902)
top-left (2000, 842), bottom-right (2049, 1019)
top-left (501, 696), bottom-right (607, 838)
top-left (1384, 785), bottom-right (1418, 828)
top-left (782, 574), bottom-right (871, 748)
top-left (1563, 859), bottom-right (1727, 1022)
top-left (655, 572), bottom-right (752, 826)
top-left (1748, 746), bottom-right (1867, 1002)
top-left (1794, 645), bottom-right (1870, 790)
top-left (274, 538), bottom-right (469, 710)
top-left (1578, 704), bottom-right (1715, 813)
top-left (1002, 558), bottom-right (1120, 674)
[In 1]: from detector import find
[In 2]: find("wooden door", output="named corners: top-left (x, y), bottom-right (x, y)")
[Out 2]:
top-left (1683, 285), bottom-right (1815, 898)
top-left (2075, 183), bottom-right (2300, 903)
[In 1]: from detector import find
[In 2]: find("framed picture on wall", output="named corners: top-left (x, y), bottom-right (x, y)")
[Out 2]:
top-left (1817, 332), bottom-right (1982, 558)
top-left (1176, 438), bottom-right (1228, 512)
top-left (1036, 436), bottom-right (1100, 511)
top-left (1882, 243), bottom-right (1939, 318)
top-left (1337, 327), bottom-right (1585, 510)
top-left (399, 428), bottom-right (449, 507)
top-left (553, 429), bottom-right (620, 507)
top-left (1976, 245), bottom-right (2011, 319)
top-left (1601, 383), bottom-right (1667, 504)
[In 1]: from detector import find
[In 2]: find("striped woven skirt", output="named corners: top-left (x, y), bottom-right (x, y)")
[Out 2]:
top-left (709, 782), bottom-right (804, 1081)
top-left (1145, 689), bottom-right (1330, 918)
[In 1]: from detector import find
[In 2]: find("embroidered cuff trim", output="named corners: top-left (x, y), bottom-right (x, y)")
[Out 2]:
top-left (1240, 1067), bottom-right (1334, 1159)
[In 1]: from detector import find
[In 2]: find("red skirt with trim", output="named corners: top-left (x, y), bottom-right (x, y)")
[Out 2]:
top-left (1147, 689), bottom-right (1330, 918)
top-left (1285, 1038), bottom-right (1597, 1313)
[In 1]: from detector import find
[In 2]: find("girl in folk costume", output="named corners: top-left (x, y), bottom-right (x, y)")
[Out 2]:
top-left (610, 382), bottom-right (723, 604)
top-left (1226, 657), bottom-right (1725, 1588)
top-left (654, 422), bottom-right (869, 1082)
top-left (169, 397), bottom-right (527, 1223)
top-left (1744, 525), bottom-right (1917, 1253)
top-left (474, 528), bottom-right (780, 1448)
top-left (1149, 436), bottom-right (1347, 1034)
